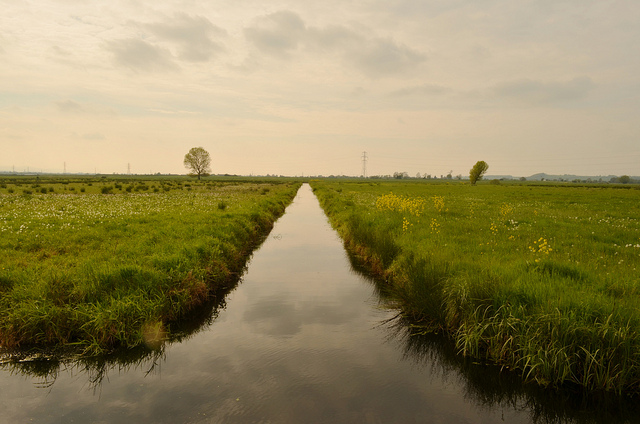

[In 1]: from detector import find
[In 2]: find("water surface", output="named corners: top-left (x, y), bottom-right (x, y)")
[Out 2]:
top-left (1, 184), bottom-right (637, 423)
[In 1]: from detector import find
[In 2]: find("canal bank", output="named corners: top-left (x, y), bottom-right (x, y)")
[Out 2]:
top-left (0, 184), bottom-right (637, 423)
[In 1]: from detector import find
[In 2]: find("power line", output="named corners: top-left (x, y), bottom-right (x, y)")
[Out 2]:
top-left (361, 151), bottom-right (368, 178)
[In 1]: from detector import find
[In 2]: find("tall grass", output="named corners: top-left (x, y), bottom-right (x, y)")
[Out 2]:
top-left (311, 180), bottom-right (640, 394)
top-left (0, 179), bottom-right (300, 355)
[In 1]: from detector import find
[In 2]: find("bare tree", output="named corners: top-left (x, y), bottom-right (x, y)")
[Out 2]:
top-left (183, 147), bottom-right (211, 180)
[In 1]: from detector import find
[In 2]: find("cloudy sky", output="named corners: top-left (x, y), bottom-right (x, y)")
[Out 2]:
top-left (1, 1), bottom-right (639, 177)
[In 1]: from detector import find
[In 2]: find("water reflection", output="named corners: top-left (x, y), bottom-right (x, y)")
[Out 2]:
top-left (2, 346), bottom-right (165, 391)
top-left (1, 184), bottom-right (638, 424)
top-left (345, 250), bottom-right (640, 424)
top-left (0, 282), bottom-right (234, 390)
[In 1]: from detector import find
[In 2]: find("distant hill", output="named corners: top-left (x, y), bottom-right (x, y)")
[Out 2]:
top-left (485, 173), bottom-right (638, 182)
top-left (526, 173), bottom-right (626, 182)
top-left (484, 175), bottom-right (518, 180)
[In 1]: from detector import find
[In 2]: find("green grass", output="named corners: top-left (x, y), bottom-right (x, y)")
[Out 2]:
top-left (310, 180), bottom-right (640, 394)
top-left (0, 177), bottom-right (300, 355)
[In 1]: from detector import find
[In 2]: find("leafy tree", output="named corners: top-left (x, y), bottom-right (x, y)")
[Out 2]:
top-left (619, 175), bottom-right (631, 184)
top-left (469, 160), bottom-right (489, 185)
top-left (393, 171), bottom-right (409, 179)
top-left (183, 147), bottom-right (211, 180)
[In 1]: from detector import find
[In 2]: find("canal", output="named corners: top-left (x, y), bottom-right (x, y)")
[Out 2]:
top-left (0, 184), bottom-right (637, 423)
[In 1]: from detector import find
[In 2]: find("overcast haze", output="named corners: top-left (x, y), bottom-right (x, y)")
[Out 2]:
top-left (1, 1), bottom-right (639, 177)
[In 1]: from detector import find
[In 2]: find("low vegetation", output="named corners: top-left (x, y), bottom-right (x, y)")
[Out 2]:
top-left (311, 179), bottom-right (640, 394)
top-left (0, 176), bottom-right (300, 355)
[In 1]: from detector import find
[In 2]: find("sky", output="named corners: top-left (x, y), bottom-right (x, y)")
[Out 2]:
top-left (1, 0), bottom-right (639, 177)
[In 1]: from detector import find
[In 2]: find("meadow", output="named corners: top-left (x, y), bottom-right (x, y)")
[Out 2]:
top-left (310, 180), bottom-right (640, 394)
top-left (0, 176), bottom-right (300, 355)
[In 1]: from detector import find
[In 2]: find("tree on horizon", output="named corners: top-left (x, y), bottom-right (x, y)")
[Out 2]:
top-left (184, 147), bottom-right (212, 180)
top-left (469, 161), bottom-right (489, 185)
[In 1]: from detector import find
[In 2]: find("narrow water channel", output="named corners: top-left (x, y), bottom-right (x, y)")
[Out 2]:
top-left (0, 184), bottom-right (637, 423)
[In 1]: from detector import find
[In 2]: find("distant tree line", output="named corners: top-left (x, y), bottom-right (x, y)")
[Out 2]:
top-left (389, 172), bottom-right (461, 180)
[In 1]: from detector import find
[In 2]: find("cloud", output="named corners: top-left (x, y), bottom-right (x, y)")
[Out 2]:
top-left (106, 38), bottom-right (178, 72)
top-left (305, 25), bottom-right (358, 51)
top-left (103, 14), bottom-right (226, 73)
top-left (144, 13), bottom-right (227, 62)
top-left (68, 131), bottom-right (106, 141)
top-left (244, 10), bottom-right (306, 58)
top-left (493, 76), bottom-right (595, 105)
top-left (81, 132), bottom-right (105, 140)
top-left (56, 100), bottom-right (85, 113)
top-left (368, 0), bottom-right (470, 18)
top-left (349, 37), bottom-right (426, 77)
top-left (244, 10), bottom-right (426, 77)
top-left (55, 100), bottom-right (117, 116)
top-left (51, 45), bottom-right (71, 57)
top-left (388, 83), bottom-right (451, 97)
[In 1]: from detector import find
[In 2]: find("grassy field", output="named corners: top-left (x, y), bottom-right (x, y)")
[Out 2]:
top-left (311, 180), bottom-right (640, 394)
top-left (0, 176), bottom-right (300, 355)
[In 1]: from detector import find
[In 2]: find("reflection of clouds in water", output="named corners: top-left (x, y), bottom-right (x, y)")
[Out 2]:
top-left (0, 183), bottom-right (514, 423)
top-left (243, 297), bottom-right (300, 336)
top-left (242, 294), bottom-right (366, 337)
top-left (4, 185), bottom-right (635, 423)
top-left (159, 343), bottom-right (443, 423)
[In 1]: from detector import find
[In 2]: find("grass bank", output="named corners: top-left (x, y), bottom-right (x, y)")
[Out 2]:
top-left (310, 180), bottom-right (640, 395)
top-left (0, 178), bottom-right (300, 354)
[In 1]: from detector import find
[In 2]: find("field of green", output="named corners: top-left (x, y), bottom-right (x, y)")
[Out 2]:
top-left (0, 176), bottom-right (300, 355)
top-left (311, 180), bottom-right (640, 394)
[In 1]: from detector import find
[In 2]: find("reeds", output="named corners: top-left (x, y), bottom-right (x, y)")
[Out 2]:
top-left (311, 180), bottom-right (640, 394)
